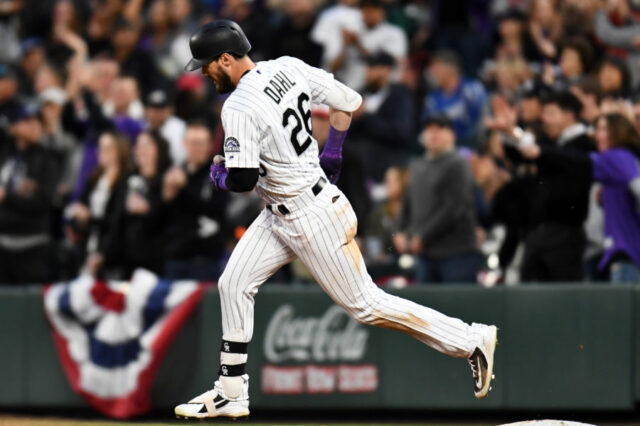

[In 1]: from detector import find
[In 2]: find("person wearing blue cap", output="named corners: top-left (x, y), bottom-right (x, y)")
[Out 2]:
top-left (423, 50), bottom-right (488, 148)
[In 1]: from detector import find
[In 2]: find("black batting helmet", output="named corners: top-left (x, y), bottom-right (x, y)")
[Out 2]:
top-left (184, 20), bottom-right (251, 71)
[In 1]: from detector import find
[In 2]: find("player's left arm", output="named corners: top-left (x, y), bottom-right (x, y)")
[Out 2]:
top-left (298, 60), bottom-right (361, 184)
top-left (318, 80), bottom-right (362, 184)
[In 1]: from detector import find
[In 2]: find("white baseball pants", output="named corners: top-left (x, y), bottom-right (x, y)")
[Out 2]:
top-left (218, 182), bottom-right (480, 358)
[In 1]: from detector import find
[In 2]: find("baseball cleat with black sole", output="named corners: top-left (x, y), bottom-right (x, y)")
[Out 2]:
top-left (468, 323), bottom-right (498, 399)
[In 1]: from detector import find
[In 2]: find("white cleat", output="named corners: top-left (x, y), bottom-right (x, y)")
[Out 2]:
top-left (468, 323), bottom-right (498, 399)
top-left (174, 378), bottom-right (249, 420)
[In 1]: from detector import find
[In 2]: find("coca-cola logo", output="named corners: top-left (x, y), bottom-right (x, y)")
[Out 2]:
top-left (263, 305), bottom-right (368, 363)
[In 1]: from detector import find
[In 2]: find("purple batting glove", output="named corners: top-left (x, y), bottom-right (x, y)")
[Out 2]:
top-left (319, 127), bottom-right (347, 184)
top-left (209, 160), bottom-right (229, 191)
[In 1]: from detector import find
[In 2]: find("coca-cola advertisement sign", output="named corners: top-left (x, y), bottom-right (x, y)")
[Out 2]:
top-left (263, 304), bottom-right (369, 363)
top-left (261, 304), bottom-right (378, 395)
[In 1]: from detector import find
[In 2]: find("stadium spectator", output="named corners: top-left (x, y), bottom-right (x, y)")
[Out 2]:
top-left (582, 181), bottom-right (607, 282)
top-left (313, 0), bottom-right (407, 91)
top-left (0, 104), bottom-right (58, 284)
top-left (85, 0), bottom-right (117, 56)
top-left (527, 0), bottom-right (562, 61)
top-left (0, 0), bottom-right (22, 64)
top-left (571, 78), bottom-right (603, 126)
top-left (143, 0), bottom-right (184, 80)
top-left (62, 57), bottom-right (119, 200)
top-left (432, 0), bottom-right (493, 75)
top-left (310, 0), bottom-right (363, 85)
top-left (350, 51), bottom-right (414, 181)
top-left (542, 36), bottom-right (594, 91)
top-left (32, 62), bottom-right (65, 96)
top-left (116, 131), bottom-right (172, 277)
top-left (105, 77), bottom-right (145, 143)
top-left (162, 123), bottom-right (229, 280)
top-left (394, 116), bottom-right (482, 284)
top-left (221, 0), bottom-right (271, 62)
top-left (487, 57), bottom-right (532, 102)
top-left (365, 166), bottom-right (408, 275)
top-left (111, 19), bottom-right (164, 96)
top-left (494, 8), bottom-right (540, 62)
top-left (64, 132), bottom-right (130, 277)
top-left (79, 57), bottom-right (120, 105)
top-left (170, 0), bottom-right (200, 36)
top-left (559, 0), bottom-right (599, 42)
top-left (39, 87), bottom-right (79, 210)
top-left (0, 64), bottom-right (21, 127)
top-left (506, 91), bottom-right (596, 282)
top-left (17, 38), bottom-right (46, 99)
top-left (423, 50), bottom-right (488, 147)
top-left (167, 0), bottom-right (202, 78)
top-left (520, 113), bottom-right (640, 284)
top-left (145, 88), bottom-right (187, 165)
top-left (269, 0), bottom-right (324, 67)
top-left (597, 56), bottom-right (632, 99)
top-left (593, 2), bottom-right (640, 90)
top-left (174, 74), bottom-right (219, 129)
top-left (46, 0), bottom-right (87, 72)
top-left (517, 81), bottom-right (546, 139)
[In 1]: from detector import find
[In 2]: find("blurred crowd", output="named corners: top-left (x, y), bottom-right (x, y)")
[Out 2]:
top-left (2, 0), bottom-right (640, 286)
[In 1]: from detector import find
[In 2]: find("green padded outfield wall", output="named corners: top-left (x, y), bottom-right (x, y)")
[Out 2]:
top-left (0, 285), bottom-right (636, 412)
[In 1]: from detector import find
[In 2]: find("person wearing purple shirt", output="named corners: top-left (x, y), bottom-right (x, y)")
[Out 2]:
top-left (521, 112), bottom-right (640, 284)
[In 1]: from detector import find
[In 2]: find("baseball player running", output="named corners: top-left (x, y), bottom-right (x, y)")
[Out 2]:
top-left (174, 20), bottom-right (498, 420)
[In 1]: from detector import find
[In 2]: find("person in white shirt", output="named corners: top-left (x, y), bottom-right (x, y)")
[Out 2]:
top-left (311, 0), bottom-right (363, 75)
top-left (312, 0), bottom-right (407, 91)
top-left (145, 89), bottom-right (186, 165)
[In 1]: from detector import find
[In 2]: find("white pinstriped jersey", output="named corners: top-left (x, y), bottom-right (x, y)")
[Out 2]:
top-left (221, 56), bottom-right (335, 204)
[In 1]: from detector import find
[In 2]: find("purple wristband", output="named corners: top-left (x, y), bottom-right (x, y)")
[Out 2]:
top-left (324, 126), bottom-right (347, 155)
top-left (319, 126), bottom-right (347, 184)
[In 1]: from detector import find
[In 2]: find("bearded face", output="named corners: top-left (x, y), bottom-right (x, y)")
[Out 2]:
top-left (202, 59), bottom-right (235, 94)
top-left (214, 70), bottom-right (235, 94)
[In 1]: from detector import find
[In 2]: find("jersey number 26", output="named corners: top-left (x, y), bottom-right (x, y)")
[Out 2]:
top-left (282, 93), bottom-right (313, 156)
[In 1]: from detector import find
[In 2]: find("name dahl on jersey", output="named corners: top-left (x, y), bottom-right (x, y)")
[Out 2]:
top-left (263, 71), bottom-right (297, 104)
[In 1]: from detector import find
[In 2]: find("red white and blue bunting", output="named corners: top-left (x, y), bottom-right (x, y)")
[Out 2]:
top-left (43, 269), bottom-right (205, 419)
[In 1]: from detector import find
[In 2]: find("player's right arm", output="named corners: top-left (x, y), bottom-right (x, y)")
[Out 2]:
top-left (210, 107), bottom-right (260, 192)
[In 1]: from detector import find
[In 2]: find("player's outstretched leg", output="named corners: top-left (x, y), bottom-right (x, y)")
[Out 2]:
top-left (288, 186), bottom-right (498, 398)
top-left (175, 211), bottom-right (296, 419)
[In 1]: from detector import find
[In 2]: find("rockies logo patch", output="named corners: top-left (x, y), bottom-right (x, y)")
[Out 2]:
top-left (224, 137), bottom-right (240, 152)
